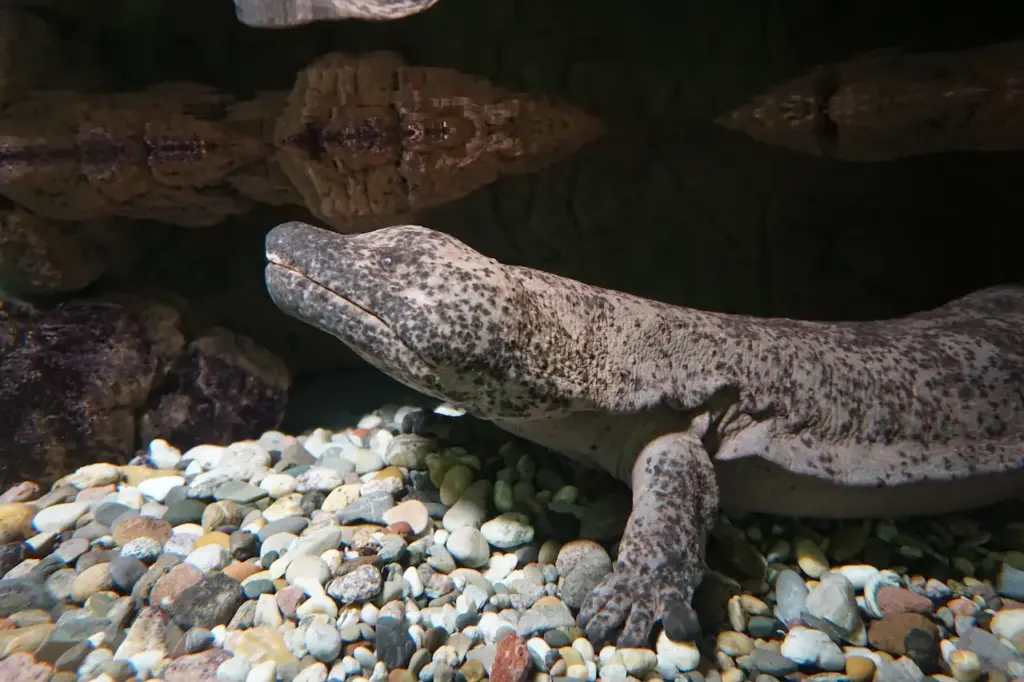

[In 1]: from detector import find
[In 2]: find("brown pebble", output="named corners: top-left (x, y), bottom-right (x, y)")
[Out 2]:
top-left (874, 586), bottom-right (934, 616)
top-left (162, 648), bottom-right (232, 682)
top-left (276, 585), bottom-right (305, 618)
top-left (112, 516), bottom-right (173, 546)
top-left (195, 532), bottom-right (231, 550)
top-left (845, 655), bottom-right (876, 682)
top-left (389, 669), bottom-right (416, 682)
top-left (386, 521), bottom-right (415, 537)
top-left (74, 486), bottom-right (116, 504)
top-left (0, 651), bottom-right (52, 682)
top-left (867, 612), bottom-right (939, 656)
top-left (150, 563), bottom-right (204, 607)
top-left (0, 623), bottom-right (55, 657)
top-left (492, 634), bottom-right (531, 682)
top-left (222, 561), bottom-right (261, 583)
top-left (948, 597), bottom-right (979, 618)
top-left (0, 504), bottom-right (35, 543)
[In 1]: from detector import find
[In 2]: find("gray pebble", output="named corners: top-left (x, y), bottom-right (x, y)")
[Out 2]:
top-left (109, 556), bottom-right (147, 592)
top-left (336, 492), bottom-right (395, 525)
top-left (215, 480), bottom-right (268, 504)
top-left (184, 627), bottom-right (214, 653)
top-left (259, 517), bottom-right (309, 541)
top-left (750, 648), bottom-right (798, 676)
top-left (305, 622), bottom-right (343, 662)
top-left (774, 569), bottom-right (809, 627)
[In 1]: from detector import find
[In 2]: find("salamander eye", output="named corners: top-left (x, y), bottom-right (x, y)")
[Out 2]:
top-left (379, 253), bottom-right (393, 268)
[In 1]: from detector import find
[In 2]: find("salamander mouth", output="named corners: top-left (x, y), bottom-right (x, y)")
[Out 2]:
top-left (264, 261), bottom-right (439, 394)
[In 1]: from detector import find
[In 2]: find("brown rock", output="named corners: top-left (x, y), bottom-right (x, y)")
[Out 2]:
top-left (874, 586), bottom-right (934, 616)
top-left (112, 516), bottom-right (173, 546)
top-left (948, 597), bottom-right (979, 618)
top-left (137, 327), bottom-right (290, 452)
top-left (867, 612), bottom-right (940, 657)
top-left (845, 655), bottom-right (876, 682)
top-left (0, 503), bottom-right (35, 543)
top-left (491, 634), bottom-right (532, 682)
top-left (162, 648), bottom-right (232, 682)
top-left (0, 210), bottom-right (136, 297)
top-left (0, 298), bottom-right (185, 488)
top-left (222, 561), bottom-right (262, 582)
top-left (274, 51), bottom-right (604, 232)
top-left (150, 563), bottom-right (204, 607)
top-left (195, 531), bottom-right (231, 550)
top-left (276, 585), bottom-right (305, 618)
top-left (201, 501), bottom-right (243, 532)
top-left (0, 623), bottom-right (54, 657)
top-left (0, 651), bottom-right (52, 682)
top-left (73, 485), bottom-right (116, 505)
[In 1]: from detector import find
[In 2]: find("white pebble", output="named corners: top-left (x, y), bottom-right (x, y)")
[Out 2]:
top-left (253, 594), bottom-right (283, 628)
top-left (656, 631), bottom-right (700, 672)
top-left (480, 513), bottom-right (535, 549)
top-left (185, 544), bottom-right (230, 573)
top-left (259, 474), bottom-right (297, 498)
top-left (32, 502), bottom-right (89, 533)
top-left (66, 462), bottom-right (123, 489)
top-left (115, 487), bottom-right (144, 510)
top-left (403, 566), bottom-right (425, 598)
top-left (136, 476), bottom-right (185, 502)
top-left (620, 648), bottom-right (658, 676)
top-left (246, 659), bottom-right (277, 682)
top-left (147, 438), bottom-right (182, 469)
top-left (360, 603), bottom-right (379, 626)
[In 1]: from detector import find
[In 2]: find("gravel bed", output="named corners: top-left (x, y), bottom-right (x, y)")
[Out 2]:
top-left (0, 403), bottom-right (1021, 682)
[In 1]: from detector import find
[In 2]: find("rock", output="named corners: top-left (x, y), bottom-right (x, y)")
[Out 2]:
top-left (384, 500), bottom-right (431, 535)
top-left (657, 631), bottom-right (701, 671)
top-left (751, 647), bottom-right (799, 676)
top-left (326, 564), bottom-right (382, 604)
top-left (491, 634), bottom-right (531, 682)
top-left (794, 537), bottom-right (829, 578)
top-left (873, 586), bottom-right (934, 616)
top-left (109, 556), bottom-right (148, 592)
top-left (305, 622), bottom-right (343, 662)
top-left (32, 503), bottom-right (88, 533)
top-left (774, 568), bottom-right (809, 627)
top-left (446, 528), bottom-right (489, 568)
top-left (867, 612), bottom-right (939, 657)
top-left (114, 606), bottom-right (169, 659)
top-left (948, 649), bottom-right (982, 682)
top-left (368, 615), bottom-right (414, 668)
top-left (781, 626), bottom-right (845, 671)
top-left (517, 596), bottom-right (574, 637)
top-left (70, 563), bottom-right (113, 602)
top-left (169, 572), bottom-right (245, 630)
top-left (0, 651), bottom-right (52, 682)
top-left (112, 516), bottom-right (173, 546)
top-left (481, 513), bottom-right (535, 549)
top-left (136, 475), bottom-right (185, 502)
top-left (803, 571), bottom-right (863, 641)
top-left (336, 492), bottom-right (393, 525)
top-left (555, 540), bottom-right (612, 611)
top-left (65, 463), bottom-right (122, 489)
top-left (163, 648), bottom-right (233, 682)
top-left (0, 504), bottom-right (35, 542)
top-left (995, 560), bottom-right (1024, 601)
top-left (991, 608), bottom-right (1024, 641)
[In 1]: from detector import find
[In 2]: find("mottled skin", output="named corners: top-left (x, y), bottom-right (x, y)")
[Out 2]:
top-left (233, 0), bottom-right (439, 27)
top-left (264, 221), bottom-right (1024, 646)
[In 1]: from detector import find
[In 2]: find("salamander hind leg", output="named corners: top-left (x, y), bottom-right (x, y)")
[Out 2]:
top-left (576, 432), bottom-right (720, 647)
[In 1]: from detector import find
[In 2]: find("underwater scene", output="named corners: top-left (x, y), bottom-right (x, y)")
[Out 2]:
top-left (0, 2), bottom-right (1022, 681)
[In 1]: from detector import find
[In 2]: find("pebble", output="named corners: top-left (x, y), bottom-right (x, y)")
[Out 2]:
top-left (1, 405), bottom-right (1020, 682)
